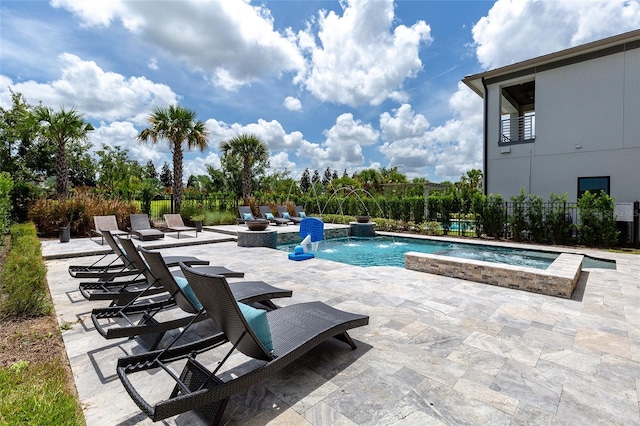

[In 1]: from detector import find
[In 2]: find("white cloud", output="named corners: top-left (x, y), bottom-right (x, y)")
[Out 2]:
top-left (52, 0), bottom-right (306, 90)
top-left (378, 84), bottom-right (483, 181)
top-left (380, 104), bottom-right (429, 142)
top-left (0, 53), bottom-right (178, 125)
top-left (283, 96), bottom-right (302, 111)
top-left (323, 113), bottom-right (379, 163)
top-left (292, 113), bottom-right (379, 171)
top-left (472, 0), bottom-right (640, 70)
top-left (147, 57), bottom-right (159, 70)
top-left (50, 0), bottom-right (133, 29)
top-left (300, 0), bottom-right (432, 106)
top-left (184, 152), bottom-right (222, 179)
top-left (91, 120), bottom-right (168, 166)
top-left (205, 117), bottom-right (303, 152)
top-left (269, 152), bottom-right (296, 170)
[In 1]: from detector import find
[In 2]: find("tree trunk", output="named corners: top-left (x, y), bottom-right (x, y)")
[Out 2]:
top-left (56, 138), bottom-right (68, 200)
top-left (173, 144), bottom-right (183, 212)
top-left (242, 157), bottom-right (251, 205)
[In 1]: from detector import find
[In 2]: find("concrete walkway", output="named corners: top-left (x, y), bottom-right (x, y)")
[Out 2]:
top-left (45, 229), bottom-right (640, 425)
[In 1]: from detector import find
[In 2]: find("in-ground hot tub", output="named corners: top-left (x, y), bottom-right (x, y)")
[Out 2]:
top-left (404, 251), bottom-right (583, 298)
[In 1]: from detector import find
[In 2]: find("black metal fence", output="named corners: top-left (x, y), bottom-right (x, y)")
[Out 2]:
top-left (425, 200), bottom-right (638, 247)
top-left (146, 194), bottom-right (238, 222)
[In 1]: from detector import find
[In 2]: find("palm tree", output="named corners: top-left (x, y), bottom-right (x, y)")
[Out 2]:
top-left (137, 105), bottom-right (208, 212)
top-left (220, 134), bottom-right (269, 205)
top-left (33, 106), bottom-right (94, 200)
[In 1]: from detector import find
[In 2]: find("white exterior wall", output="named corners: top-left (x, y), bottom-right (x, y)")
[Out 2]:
top-left (486, 48), bottom-right (640, 203)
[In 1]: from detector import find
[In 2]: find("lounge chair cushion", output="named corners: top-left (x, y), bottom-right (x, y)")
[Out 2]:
top-left (264, 213), bottom-right (274, 220)
top-left (298, 211), bottom-right (306, 218)
top-left (243, 213), bottom-right (253, 220)
top-left (282, 212), bottom-right (290, 219)
top-left (173, 276), bottom-right (202, 310)
top-left (238, 302), bottom-right (273, 352)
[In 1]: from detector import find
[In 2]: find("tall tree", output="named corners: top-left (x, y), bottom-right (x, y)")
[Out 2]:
top-left (322, 167), bottom-right (332, 188)
top-left (144, 159), bottom-right (157, 179)
top-left (312, 169), bottom-right (321, 185)
top-left (0, 90), bottom-right (34, 178)
top-left (300, 168), bottom-right (311, 193)
top-left (220, 133), bottom-right (269, 204)
top-left (332, 169), bottom-right (339, 180)
top-left (96, 144), bottom-right (143, 199)
top-left (137, 104), bottom-right (208, 212)
top-left (159, 162), bottom-right (173, 188)
top-left (205, 165), bottom-right (226, 193)
top-left (67, 139), bottom-right (97, 187)
top-left (33, 105), bottom-right (94, 199)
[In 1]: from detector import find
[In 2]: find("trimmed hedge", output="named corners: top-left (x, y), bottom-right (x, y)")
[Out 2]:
top-left (1, 223), bottom-right (51, 317)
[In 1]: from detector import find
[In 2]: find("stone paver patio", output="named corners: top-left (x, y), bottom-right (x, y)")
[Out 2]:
top-left (43, 227), bottom-right (640, 425)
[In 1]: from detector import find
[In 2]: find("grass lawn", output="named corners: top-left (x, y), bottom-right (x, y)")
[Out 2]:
top-left (0, 234), bottom-right (84, 425)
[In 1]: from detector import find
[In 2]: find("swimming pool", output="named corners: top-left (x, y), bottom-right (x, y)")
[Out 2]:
top-left (277, 236), bottom-right (615, 270)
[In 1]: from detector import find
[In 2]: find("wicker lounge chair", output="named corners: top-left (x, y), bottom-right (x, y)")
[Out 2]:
top-left (129, 214), bottom-right (164, 241)
top-left (92, 244), bottom-right (289, 350)
top-left (258, 206), bottom-right (289, 226)
top-left (90, 215), bottom-right (129, 244)
top-left (78, 231), bottom-right (210, 306)
top-left (69, 229), bottom-right (147, 281)
top-left (236, 206), bottom-right (254, 224)
top-left (116, 264), bottom-right (368, 423)
top-left (164, 214), bottom-right (197, 238)
top-left (276, 205), bottom-right (297, 224)
top-left (292, 205), bottom-right (309, 223)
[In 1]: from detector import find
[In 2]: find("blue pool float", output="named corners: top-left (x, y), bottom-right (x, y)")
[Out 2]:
top-left (288, 245), bottom-right (314, 261)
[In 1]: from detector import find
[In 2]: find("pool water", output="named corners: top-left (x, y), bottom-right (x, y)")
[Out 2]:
top-left (277, 236), bottom-right (616, 270)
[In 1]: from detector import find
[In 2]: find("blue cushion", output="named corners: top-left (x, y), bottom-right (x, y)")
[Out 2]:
top-left (238, 302), bottom-right (273, 352)
top-left (282, 212), bottom-right (290, 219)
top-left (265, 213), bottom-right (274, 220)
top-left (298, 211), bottom-right (306, 218)
top-left (173, 275), bottom-right (202, 310)
top-left (243, 212), bottom-right (253, 220)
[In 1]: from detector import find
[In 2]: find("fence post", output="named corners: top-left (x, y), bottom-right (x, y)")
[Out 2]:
top-left (504, 201), bottom-right (508, 239)
top-left (171, 194), bottom-right (174, 214)
top-left (634, 201), bottom-right (639, 246)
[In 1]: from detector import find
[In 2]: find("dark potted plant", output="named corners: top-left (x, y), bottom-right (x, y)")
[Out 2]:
top-left (191, 214), bottom-right (204, 232)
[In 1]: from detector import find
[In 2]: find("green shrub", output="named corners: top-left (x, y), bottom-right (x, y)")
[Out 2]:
top-left (203, 210), bottom-right (236, 225)
top-left (9, 222), bottom-right (37, 242)
top-left (509, 189), bottom-right (527, 241)
top-left (0, 172), bottom-right (13, 237)
top-left (1, 223), bottom-right (51, 317)
top-left (545, 193), bottom-right (573, 245)
top-left (577, 190), bottom-right (618, 247)
top-left (0, 361), bottom-right (83, 425)
top-left (481, 194), bottom-right (505, 238)
top-left (425, 221), bottom-right (442, 235)
top-left (526, 194), bottom-right (544, 243)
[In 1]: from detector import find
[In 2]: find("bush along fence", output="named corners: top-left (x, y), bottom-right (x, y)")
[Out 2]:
top-left (263, 191), bottom-right (627, 248)
top-left (23, 186), bottom-right (630, 248)
top-left (422, 190), bottom-right (623, 248)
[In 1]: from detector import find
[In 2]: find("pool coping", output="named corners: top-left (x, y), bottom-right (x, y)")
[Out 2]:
top-left (405, 251), bottom-right (583, 298)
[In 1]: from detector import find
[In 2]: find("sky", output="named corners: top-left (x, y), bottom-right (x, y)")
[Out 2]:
top-left (1, 0), bottom-right (639, 184)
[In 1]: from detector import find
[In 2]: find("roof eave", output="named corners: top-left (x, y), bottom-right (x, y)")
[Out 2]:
top-left (462, 29), bottom-right (640, 98)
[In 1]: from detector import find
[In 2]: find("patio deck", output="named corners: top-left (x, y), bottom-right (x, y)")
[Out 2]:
top-left (43, 228), bottom-right (640, 425)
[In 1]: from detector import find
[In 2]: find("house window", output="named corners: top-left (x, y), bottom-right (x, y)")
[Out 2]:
top-left (577, 176), bottom-right (610, 198)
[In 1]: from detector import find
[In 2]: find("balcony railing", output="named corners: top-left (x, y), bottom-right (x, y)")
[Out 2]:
top-left (500, 114), bottom-right (535, 145)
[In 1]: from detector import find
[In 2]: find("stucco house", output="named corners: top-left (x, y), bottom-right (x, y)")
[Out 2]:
top-left (462, 29), bottom-right (640, 211)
